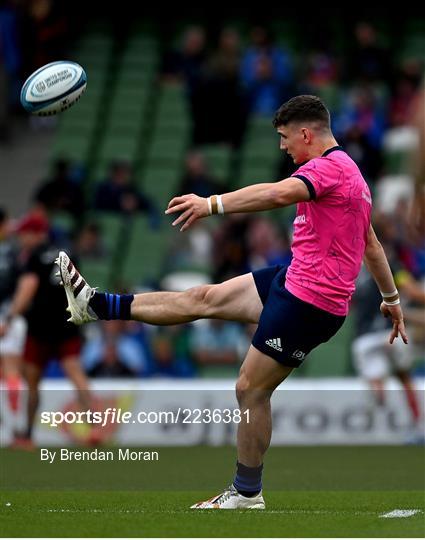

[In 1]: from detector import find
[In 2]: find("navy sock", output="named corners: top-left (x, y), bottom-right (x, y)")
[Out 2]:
top-left (89, 292), bottom-right (134, 320)
top-left (233, 461), bottom-right (263, 497)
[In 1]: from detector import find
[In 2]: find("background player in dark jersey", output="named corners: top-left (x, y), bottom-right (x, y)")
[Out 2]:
top-left (4, 211), bottom-right (91, 447)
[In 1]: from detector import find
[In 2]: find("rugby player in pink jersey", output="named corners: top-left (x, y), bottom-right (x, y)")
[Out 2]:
top-left (57, 95), bottom-right (407, 509)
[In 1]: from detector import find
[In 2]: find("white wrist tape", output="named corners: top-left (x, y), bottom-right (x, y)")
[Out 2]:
top-left (383, 298), bottom-right (401, 306)
top-left (217, 195), bottom-right (224, 215)
top-left (207, 197), bottom-right (212, 216)
top-left (380, 289), bottom-right (398, 298)
top-left (380, 289), bottom-right (400, 306)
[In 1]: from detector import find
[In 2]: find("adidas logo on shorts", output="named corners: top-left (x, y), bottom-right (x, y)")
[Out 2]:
top-left (265, 338), bottom-right (283, 352)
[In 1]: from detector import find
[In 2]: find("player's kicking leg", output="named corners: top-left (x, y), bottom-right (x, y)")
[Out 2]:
top-left (190, 346), bottom-right (292, 509)
top-left (56, 252), bottom-right (296, 510)
top-left (55, 251), bottom-right (262, 326)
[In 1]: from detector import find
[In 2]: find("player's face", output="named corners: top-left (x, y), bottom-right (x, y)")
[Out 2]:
top-left (277, 125), bottom-right (309, 165)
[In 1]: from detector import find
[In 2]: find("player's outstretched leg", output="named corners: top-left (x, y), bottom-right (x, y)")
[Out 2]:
top-left (56, 251), bottom-right (263, 327)
top-left (191, 346), bottom-right (292, 510)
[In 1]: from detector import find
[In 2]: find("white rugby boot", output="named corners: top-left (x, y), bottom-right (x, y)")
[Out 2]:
top-left (55, 250), bottom-right (98, 325)
top-left (190, 485), bottom-right (265, 509)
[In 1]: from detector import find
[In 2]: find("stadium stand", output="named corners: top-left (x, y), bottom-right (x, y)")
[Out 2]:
top-left (50, 31), bottom-right (113, 168)
top-left (5, 14), bottom-right (423, 378)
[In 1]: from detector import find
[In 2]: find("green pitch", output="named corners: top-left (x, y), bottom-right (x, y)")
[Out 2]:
top-left (1, 446), bottom-right (424, 537)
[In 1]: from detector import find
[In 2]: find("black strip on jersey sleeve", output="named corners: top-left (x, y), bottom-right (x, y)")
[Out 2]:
top-left (292, 174), bottom-right (317, 201)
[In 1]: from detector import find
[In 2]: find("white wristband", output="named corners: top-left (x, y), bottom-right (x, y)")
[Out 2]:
top-left (217, 195), bottom-right (224, 215)
top-left (383, 298), bottom-right (401, 306)
top-left (207, 197), bottom-right (212, 216)
top-left (380, 289), bottom-right (398, 298)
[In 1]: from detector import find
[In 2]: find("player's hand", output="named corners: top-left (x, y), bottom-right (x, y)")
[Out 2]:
top-left (380, 302), bottom-right (408, 344)
top-left (165, 193), bottom-right (209, 232)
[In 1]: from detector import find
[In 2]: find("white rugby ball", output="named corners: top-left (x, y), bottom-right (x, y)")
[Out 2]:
top-left (20, 60), bottom-right (87, 116)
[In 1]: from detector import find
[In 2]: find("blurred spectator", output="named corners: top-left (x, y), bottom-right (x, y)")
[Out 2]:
top-left (122, 319), bottom-right (155, 368)
top-left (33, 159), bottom-right (85, 218)
top-left (94, 161), bottom-right (158, 223)
top-left (73, 222), bottom-right (107, 261)
top-left (161, 25), bottom-right (207, 144)
top-left (82, 320), bottom-right (148, 377)
top-left (240, 26), bottom-right (294, 116)
top-left (149, 325), bottom-right (194, 377)
top-left (161, 25), bottom-right (207, 95)
top-left (192, 27), bottom-right (247, 147)
top-left (208, 28), bottom-right (241, 86)
top-left (334, 86), bottom-right (386, 182)
top-left (246, 216), bottom-right (292, 271)
top-left (343, 126), bottom-right (383, 185)
top-left (389, 64), bottom-right (422, 128)
top-left (190, 319), bottom-right (248, 368)
top-left (374, 209), bottom-right (425, 312)
top-left (303, 51), bottom-right (339, 90)
top-left (347, 21), bottom-right (391, 83)
top-left (299, 50), bottom-right (340, 111)
top-left (21, 0), bottom-right (69, 76)
top-left (0, 2), bottom-right (21, 140)
top-left (178, 150), bottom-right (221, 198)
top-left (166, 221), bottom-right (213, 274)
top-left (336, 86), bottom-right (387, 149)
top-left (212, 214), bottom-right (252, 282)
top-left (408, 80), bottom-right (425, 241)
top-left (373, 207), bottom-right (419, 278)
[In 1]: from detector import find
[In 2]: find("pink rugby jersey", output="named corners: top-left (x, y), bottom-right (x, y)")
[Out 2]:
top-left (285, 146), bottom-right (372, 316)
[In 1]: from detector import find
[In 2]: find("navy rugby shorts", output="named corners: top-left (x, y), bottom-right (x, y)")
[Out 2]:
top-left (252, 265), bottom-right (346, 367)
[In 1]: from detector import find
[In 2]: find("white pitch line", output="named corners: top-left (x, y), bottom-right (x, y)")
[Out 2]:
top-left (38, 508), bottom-right (375, 516)
top-left (5, 507), bottom-right (421, 517)
top-left (380, 509), bottom-right (422, 518)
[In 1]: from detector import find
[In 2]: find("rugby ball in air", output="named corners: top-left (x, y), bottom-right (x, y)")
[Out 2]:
top-left (20, 61), bottom-right (87, 116)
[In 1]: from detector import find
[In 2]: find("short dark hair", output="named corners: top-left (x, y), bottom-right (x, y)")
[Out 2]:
top-left (273, 95), bottom-right (330, 130)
